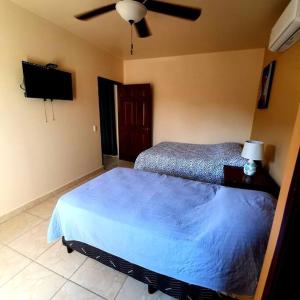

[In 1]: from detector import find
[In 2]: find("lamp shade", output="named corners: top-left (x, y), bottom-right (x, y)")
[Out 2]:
top-left (116, 0), bottom-right (147, 23)
top-left (241, 140), bottom-right (264, 161)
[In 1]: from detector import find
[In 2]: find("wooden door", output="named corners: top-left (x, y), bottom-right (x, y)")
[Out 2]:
top-left (118, 84), bottom-right (152, 162)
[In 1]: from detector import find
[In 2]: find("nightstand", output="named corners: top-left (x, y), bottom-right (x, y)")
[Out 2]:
top-left (223, 165), bottom-right (280, 198)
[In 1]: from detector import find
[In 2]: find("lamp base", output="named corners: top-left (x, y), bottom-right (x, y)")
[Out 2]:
top-left (243, 159), bottom-right (256, 176)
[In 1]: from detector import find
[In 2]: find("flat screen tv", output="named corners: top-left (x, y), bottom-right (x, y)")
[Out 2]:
top-left (22, 61), bottom-right (73, 100)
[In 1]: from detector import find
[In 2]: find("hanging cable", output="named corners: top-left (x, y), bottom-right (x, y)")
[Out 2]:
top-left (51, 99), bottom-right (55, 121)
top-left (43, 99), bottom-right (48, 123)
top-left (129, 20), bottom-right (134, 55)
top-left (131, 23), bottom-right (133, 55)
top-left (20, 77), bottom-right (26, 91)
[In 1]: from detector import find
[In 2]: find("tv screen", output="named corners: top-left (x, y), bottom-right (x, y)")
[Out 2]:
top-left (22, 61), bottom-right (73, 100)
top-left (49, 68), bottom-right (73, 100)
top-left (22, 62), bottom-right (49, 99)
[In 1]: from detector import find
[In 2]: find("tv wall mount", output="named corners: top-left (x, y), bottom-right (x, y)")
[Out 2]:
top-left (45, 63), bottom-right (58, 69)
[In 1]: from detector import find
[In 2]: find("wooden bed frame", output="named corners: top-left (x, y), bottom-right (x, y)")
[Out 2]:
top-left (62, 237), bottom-right (233, 300)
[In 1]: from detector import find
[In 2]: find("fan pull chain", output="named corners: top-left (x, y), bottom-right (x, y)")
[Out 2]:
top-left (129, 20), bottom-right (134, 55)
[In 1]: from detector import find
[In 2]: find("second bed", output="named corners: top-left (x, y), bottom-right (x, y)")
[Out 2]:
top-left (134, 142), bottom-right (247, 184)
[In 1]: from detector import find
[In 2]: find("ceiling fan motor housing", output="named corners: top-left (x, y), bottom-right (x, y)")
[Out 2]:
top-left (116, 0), bottom-right (147, 23)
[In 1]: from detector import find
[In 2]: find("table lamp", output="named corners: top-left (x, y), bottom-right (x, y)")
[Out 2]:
top-left (241, 140), bottom-right (264, 176)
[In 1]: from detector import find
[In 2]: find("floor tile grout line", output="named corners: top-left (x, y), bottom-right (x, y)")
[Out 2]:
top-left (45, 276), bottom-right (67, 300)
top-left (33, 244), bottom-right (88, 281)
top-left (65, 256), bottom-right (109, 299)
top-left (48, 279), bottom-right (68, 300)
top-left (49, 254), bottom-right (107, 300)
top-left (6, 226), bottom-right (54, 261)
top-left (34, 239), bottom-right (59, 261)
top-left (3, 244), bottom-right (35, 262)
top-left (25, 210), bottom-right (50, 220)
top-left (1, 238), bottom-right (88, 291)
top-left (0, 259), bottom-right (34, 289)
top-left (2, 239), bottom-right (130, 298)
top-left (0, 244), bottom-right (38, 289)
top-left (0, 214), bottom-right (44, 245)
top-left (34, 238), bottom-right (86, 278)
top-left (25, 197), bottom-right (59, 220)
top-left (67, 254), bottom-right (88, 279)
top-left (3, 243), bottom-right (68, 283)
top-left (25, 198), bottom-right (55, 219)
top-left (0, 199), bottom-right (54, 226)
top-left (4, 233), bottom-right (56, 263)
top-left (2, 242), bottom-right (81, 292)
top-left (37, 244), bottom-right (128, 300)
top-left (0, 210), bottom-right (44, 225)
top-left (114, 276), bottom-right (128, 300)
top-left (33, 260), bottom-right (71, 280)
top-left (65, 280), bottom-right (108, 300)
top-left (0, 193), bottom-right (57, 250)
top-left (65, 255), bottom-right (116, 300)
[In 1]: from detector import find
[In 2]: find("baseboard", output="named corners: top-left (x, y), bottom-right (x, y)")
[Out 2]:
top-left (0, 166), bottom-right (104, 224)
top-left (103, 154), bottom-right (119, 158)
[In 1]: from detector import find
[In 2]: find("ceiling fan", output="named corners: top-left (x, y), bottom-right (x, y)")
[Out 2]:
top-left (75, 0), bottom-right (202, 38)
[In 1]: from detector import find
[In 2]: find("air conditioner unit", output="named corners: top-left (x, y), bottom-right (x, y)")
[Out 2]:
top-left (269, 0), bottom-right (300, 52)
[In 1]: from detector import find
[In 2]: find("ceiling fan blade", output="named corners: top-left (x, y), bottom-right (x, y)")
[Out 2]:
top-left (146, 1), bottom-right (201, 21)
top-left (135, 18), bottom-right (151, 38)
top-left (75, 3), bottom-right (116, 21)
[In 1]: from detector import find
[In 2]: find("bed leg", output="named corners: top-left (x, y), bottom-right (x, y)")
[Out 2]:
top-left (62, 237), bottom-right (73, 254)
top-left (66, 245), bottom-right (73, 254)
top-left (148, 285), bottom-right (158, 294)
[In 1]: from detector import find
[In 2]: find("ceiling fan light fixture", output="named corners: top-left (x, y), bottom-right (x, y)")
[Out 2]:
top-left (116, 0), bottom-right (147, 23)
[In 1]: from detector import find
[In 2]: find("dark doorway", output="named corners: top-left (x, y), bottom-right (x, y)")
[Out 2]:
top-left (118, 84), bottom-right (153, 162)
top-left (98, 77), bottom-right (118, 158)
top-left (262, 148), bottom-right (300, 300)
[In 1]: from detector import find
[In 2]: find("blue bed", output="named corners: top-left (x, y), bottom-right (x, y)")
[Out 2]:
top-left (48, 167), bottom-right (275, 296)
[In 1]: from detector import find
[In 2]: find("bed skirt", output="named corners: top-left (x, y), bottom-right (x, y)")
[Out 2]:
top-left (62, 237), bottom-right (230, 300)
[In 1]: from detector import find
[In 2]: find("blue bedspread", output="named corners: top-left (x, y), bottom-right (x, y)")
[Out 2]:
top-left (48, 168), bottom-right (275, 295)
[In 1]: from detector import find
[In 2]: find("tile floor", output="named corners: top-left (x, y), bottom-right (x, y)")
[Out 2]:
top-left (103, 155), bottom-right (134, 171)
top-left (0, 167), bottom-right (173, 300)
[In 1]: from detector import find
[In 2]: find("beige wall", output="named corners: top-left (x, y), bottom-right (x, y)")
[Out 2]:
top-left (124, 49), bottom-right (264, 145)
top-left (254, 104), bottom-right (300, 300)
top-left (0, 0), bottom-right (123, 217)
top-left (251, 43), bottom-right (300, 184)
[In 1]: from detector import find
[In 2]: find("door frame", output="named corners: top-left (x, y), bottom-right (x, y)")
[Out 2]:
top-left (97, 77), bottom-right (122, 164)
top-left (262, 147), bottom-right (300, 299)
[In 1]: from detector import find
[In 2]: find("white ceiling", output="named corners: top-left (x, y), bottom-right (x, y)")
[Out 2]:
top-left (11, 0), bottom-right (290, 59)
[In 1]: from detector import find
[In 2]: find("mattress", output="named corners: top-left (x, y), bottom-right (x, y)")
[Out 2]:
top-left (48, 167), bottom-right (275, 296)
top-left (134, 142), bottom-right (248, 184)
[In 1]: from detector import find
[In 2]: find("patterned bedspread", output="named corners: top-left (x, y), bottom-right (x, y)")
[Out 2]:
top-left (134, 142), bottom-right (247, 184)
